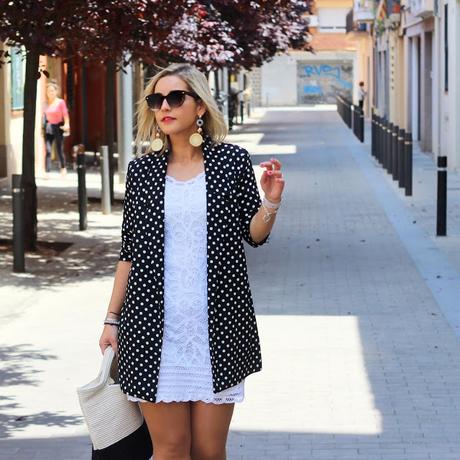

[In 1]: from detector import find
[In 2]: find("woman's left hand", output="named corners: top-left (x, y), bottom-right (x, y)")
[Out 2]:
top-left (260, 158), bottom-right (285, 203)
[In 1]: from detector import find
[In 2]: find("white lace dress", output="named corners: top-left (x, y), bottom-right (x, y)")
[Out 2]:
top-left (126, 171), bottom-right (244, 404)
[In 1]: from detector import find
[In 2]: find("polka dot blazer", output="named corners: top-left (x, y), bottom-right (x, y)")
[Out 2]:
top-left (117, 135), bottom-right (270, 403)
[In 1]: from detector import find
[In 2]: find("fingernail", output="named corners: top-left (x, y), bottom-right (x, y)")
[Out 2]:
top-left (268, 171), bottom-right (272, 175)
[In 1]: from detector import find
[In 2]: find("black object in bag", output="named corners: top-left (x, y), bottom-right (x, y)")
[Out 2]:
top-left (91, 420), bottom-right (152, 460)
top-left (76, 346), bottom-right (153, 460)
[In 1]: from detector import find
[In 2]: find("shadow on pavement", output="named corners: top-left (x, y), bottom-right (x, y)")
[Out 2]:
top-left (0, 344), bottom-right (83, 440)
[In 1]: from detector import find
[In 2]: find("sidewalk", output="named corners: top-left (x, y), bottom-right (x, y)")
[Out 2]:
top-left (1, 107), bottom-right (460, 459)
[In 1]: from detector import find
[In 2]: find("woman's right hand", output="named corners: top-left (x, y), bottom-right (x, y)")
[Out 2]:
top-left (99, 325), bottom-right (119, 356)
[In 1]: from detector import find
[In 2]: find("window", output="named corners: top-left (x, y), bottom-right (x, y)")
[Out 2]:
top-left (317, 8), bottom-right (348, 33)
top-left (10, 47), bottom-right (25, 110)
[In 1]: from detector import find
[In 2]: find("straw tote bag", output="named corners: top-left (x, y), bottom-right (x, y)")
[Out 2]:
top-left (76, 345), bottom-right (153, 459)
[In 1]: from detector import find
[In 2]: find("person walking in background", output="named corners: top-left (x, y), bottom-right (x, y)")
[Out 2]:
top-left (358, 81), bottom-right (367, 111)
top-left (228, 84), bottom-right (242, 130)
top-left (42, 81), bottom-right (70, 177)
top-left (99, 63), bottom-right (285, 459)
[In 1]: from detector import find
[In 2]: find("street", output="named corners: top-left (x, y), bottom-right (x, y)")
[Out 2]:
top-left (2, 107), bottom-right (460, 459)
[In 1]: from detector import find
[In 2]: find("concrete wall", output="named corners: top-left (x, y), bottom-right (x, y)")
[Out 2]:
top-left (443, 0), bottom-right (460, 169)
top-left (432, 0), bottom-right (460, 170)
top-left (351, 33), bottom-right (373, 116)
top-left (260, 54), bottom-right (298, 106)
top-left (297, 59), bottom-right (353, 103)
top-left (258, 51), bottom-right (356, 106)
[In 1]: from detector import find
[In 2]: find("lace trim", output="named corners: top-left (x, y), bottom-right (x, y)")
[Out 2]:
top-left (126, 379), bottom-right (244, 404)
top-left (165, 170), bottom-right (205, 185)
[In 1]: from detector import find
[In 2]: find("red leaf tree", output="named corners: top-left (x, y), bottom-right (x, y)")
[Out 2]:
top-left (0, 0), bottom-right (186, 253)
top-left (0, 0), bottom-right (312, 257)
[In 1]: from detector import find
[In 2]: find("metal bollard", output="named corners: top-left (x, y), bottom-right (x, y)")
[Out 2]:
top-left (349, 102), bottom-right (353, 129)
top-left (359, 106), bottom-right (364, 143)
top-left (351, 105), bottom-right (355, 135)
top-left (77, 152), bottom-right (88, 230)
top-left (381, 118), bottom-right (386, 169)
top-left (101, 145), bottom-right (111, 214)
top-left (347, 102), bottom-right (351, 128)
top-left (390, 123), bottom-right (395, 178)
top-left (392, 124), bottom-right (398, 180)
top-left (398, 128), bottom-right (405, 188)
top-left (388, 122), bottom-right (394, 175)
top-left (343, 100), bottom-right (347, 126)
top-left (382, 119), bottom-right (388, 171)
top-left (344, 99), bottom-right (347, 126)
top-left (371, 109), bottom-right (375, 157)
top-left (388, 121), bottom-right (393, 173)
top-left (371, 112), bottom-right (375, 157)
top-left (404, 132), bottom-right (413, 196)
top-left (436, 156), bottom-right (447, 236)
top-left (239, 101), bottom-right (244, 124)
top-left (12, 174), bottom-right (25, 272)
top-left (376, 116), bottom-right (381, 164)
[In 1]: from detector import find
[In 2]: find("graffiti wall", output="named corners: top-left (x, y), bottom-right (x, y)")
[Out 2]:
top-left (297, 61), bottom-right (353, 104)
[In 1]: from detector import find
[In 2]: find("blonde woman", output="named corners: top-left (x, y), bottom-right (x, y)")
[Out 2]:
top-left (99, 63), bottom-right (285, 459)
top-left (42, 81), bottom-right (70, 176)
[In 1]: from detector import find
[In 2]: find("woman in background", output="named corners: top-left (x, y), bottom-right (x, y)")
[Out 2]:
top-left (43, 81), bottom-right (70, 176)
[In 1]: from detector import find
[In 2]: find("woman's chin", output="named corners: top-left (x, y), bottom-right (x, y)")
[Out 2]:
top-left (163, 128), bottom-right (190, 138)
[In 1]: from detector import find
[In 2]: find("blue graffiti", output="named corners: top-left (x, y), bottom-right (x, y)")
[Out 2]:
top-left (303, 85), bottom-right (323, 95)
top-left (303, 64), bottom-right (352, 90)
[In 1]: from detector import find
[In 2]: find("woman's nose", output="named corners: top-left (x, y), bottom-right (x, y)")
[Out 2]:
top-left (160, 98), bottom-right (171, 111)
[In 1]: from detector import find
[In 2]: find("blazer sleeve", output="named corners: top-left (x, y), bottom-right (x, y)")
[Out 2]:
top-left (237, 148), bottom-right (270, 247)
top-left (119, 161), bottom-right (134, 261)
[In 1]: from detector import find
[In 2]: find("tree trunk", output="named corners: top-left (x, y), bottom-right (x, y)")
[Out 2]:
top-left (105, 59), bottom-right (115, 204)
top-left (81, 61), bottom-right (88, 147)
top-left (22, 45), bottom-right (40, 252)
top-left (214, 70), bottom-right (220, 99)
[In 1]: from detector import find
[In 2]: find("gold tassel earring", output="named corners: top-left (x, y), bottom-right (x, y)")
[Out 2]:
top-left (189, 116), bottom-right (204, 147)
top-left (150, 125), bottom-right (164, 152)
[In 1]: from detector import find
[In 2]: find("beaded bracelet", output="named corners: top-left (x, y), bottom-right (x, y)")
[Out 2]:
top-left (261, 196), bottom-right (281, 223)
top-left (262, 196), bottom-right (281, 209)
top-left (104, 318), bottom-right (120, 326)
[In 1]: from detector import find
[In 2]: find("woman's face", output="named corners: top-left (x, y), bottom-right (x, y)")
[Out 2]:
top-left (46, 85), bottom-right (58, 100)
top-left (152, 75), bottom-right (204, 137)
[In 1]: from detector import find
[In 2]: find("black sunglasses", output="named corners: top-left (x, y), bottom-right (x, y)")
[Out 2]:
top-left (145, 90), bottom-right (200, 111)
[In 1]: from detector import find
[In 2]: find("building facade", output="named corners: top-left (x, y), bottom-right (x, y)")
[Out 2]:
top-left (367, 0), bottom-right (460, 170)
top-left (251, 0), bottom-right (374, 115)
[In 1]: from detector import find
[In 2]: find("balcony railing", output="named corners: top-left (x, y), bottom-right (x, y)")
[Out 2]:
top-left (407, 0), bottom-right (434, 17)
top-left (353, 0), bottom-right (375, 22)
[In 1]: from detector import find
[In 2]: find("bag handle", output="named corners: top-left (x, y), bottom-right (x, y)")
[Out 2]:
top-left (98, 345), bottom-right (116, 385)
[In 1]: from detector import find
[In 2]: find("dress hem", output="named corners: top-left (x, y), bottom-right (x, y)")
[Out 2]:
top-left (126, 394), bottom-right (244, 404)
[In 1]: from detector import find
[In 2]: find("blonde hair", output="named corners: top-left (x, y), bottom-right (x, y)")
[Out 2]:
top-left (46, 80), bottom-right (60, 96)
top-left (135, 63), bottom-right (227, 156)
